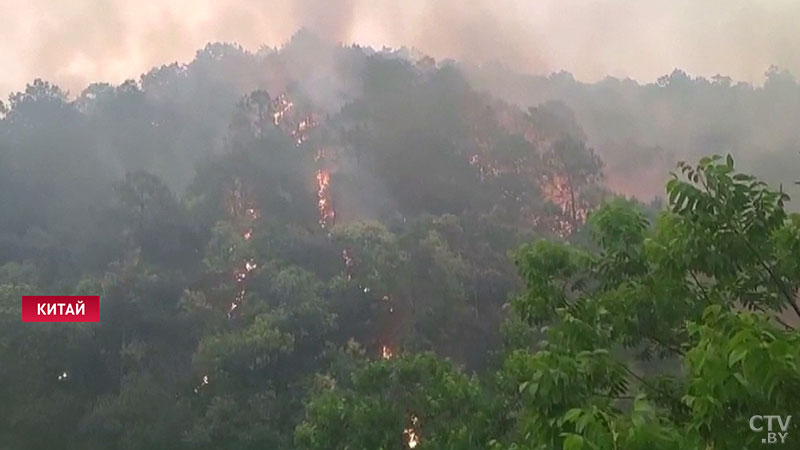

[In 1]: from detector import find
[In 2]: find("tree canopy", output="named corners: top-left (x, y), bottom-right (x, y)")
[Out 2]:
top-left (1, 34), bottom-right (799, 450)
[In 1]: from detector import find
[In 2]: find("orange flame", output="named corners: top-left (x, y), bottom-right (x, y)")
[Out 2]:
top-left (291, 115), bottom-right (317, 147)
top-left (316, 169), bottom-right (335, 228)
top-left (539, 172), bottom-right (586, 237)
top-left (271, 94), bottom-right (293, 126)
top-left (403, 415), bottom-right (420, 448)
top-left (224, 178), bottom-right (261, 319)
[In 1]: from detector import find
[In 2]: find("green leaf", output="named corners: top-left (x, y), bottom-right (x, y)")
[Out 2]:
top-left (733, 373), bottom-right (749, 387)
top-left (728, 347), bottom-right (748, 367)
top-left (563, 434), bottom-right (585, 450)
top-left (563, 408), bottom-right (583, 423)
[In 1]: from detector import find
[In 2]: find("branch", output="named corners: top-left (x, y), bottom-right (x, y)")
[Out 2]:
top-left (751, 303), bottom-right (795, 331)
top-left (622, 365), bottom-right (676, 402)
top-left (592, 392), bottom-right (636, 401)
top-left (740, 236), bottom-right (800, 320)
top-left (696, 172), bottom-right (800, 321)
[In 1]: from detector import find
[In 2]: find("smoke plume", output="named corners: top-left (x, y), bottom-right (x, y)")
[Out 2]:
top-left (3, 0), bottom-right (800, 97)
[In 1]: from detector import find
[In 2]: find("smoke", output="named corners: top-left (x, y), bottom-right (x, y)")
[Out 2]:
top-left (2, 0), bottom-right (800, 98)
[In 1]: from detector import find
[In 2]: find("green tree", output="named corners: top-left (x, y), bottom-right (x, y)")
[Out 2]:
top-left (505, 155), bottom-right (800, 449)
top-left (296, 353), bottom-right (497, 450)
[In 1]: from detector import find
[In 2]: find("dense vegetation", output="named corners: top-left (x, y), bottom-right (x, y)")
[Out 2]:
top-left (467, 63), bottom-right (800, 202)
top-left (1, 34), bottom-right (799, 449)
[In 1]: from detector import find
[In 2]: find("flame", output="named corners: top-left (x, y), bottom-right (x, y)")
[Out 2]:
top-left (194, 374), bottom-right (210, 393)
top-left (224, 179), bottom-right (261, 319)
top-left (316, 169), bottom-right (335, 229)
top-left (342, 249), bottom-right (354, 280)
top-left (539, 172), bottom-right (586, 237)
top-left (227, 302), bottom-right (238, 318)
top-left (464, 102), bottom-right (594, 237)
top-left (57, 371), bottom-right (68, 381)
top-left (403, 415), bottom-right (420, 448)
top-left (291, 115), bottom-right (317, 147)
top-left (271, 94), bottom-right (293, 126)
top-left (382, 345), bottom-right (394, 360)
top-left (269, 93), bottom-right (337, 230)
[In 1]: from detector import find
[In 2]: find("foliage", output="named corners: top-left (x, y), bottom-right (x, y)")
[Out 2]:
top-left (1, 32), bottom-right (798, 450)
top-left (503, 155), bottom-right (800, 449)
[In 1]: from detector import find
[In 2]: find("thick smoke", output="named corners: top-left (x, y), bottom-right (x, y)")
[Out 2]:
top-left (3, 0), bottom-right (800, 97)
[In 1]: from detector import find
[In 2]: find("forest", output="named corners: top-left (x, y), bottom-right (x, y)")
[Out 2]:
top-left (1, 32), bottom-right (800, 450)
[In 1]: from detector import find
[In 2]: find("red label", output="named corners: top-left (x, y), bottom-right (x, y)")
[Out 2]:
top-left (22, 296), bottom-right (100, 322)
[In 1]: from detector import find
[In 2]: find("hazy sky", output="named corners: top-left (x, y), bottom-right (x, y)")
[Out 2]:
top-left (2, 0), bottom-right (800, 98)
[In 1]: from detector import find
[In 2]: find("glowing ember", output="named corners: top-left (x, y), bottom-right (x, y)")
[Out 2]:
top-left (227, 288), bottom-right (246, 318)
top-left (271, 94), bottom-right (293, 125)
top-left (291, 115), bottom-right (317, 146)
top-left (227, 302), bottom-right (238, 318)
top-left (403, 415), bottom-right (421, 448)
top-left (224, 177), bottom-right (262, 319)
top-left (342, 249), bottom-right (354, 280)
top-left (269, 93), bottom-right (337, 230)
top-left (539, 172), bottom-right (585, 236)
top-left (193, 374), bottom-right (210, 393)
top-left (382, 345), bottom-right (394, 360)
top-left (342, 249), bottom-right (353, 266)
top-left (316, 170), bottom-right (335, 228)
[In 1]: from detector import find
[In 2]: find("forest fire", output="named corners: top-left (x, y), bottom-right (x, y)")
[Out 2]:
top-left (342, 249), bottom-right (354, 280)
top-left (403, 415), bottom-right (420, 448)
top-left (540, 173), bottom-right (572, 215)
top-left (8, 16), bottom-right (799, 450)
top-left (227, 301), bottom-right (238, 318)
top-left (271, 94), bottom-right (293, 125)
top-left (193, 374), bottom-right (210, 394)
top-left (316, 169), bottom-right (335, 228)
top-left (292, 115), bottom-right (317, 146)
top-left (270, 93), bottom-right (336, 229)
top-left (539, 172), bottom-right (587, 236)
top-left (225, 179), bottom-right (261, 319)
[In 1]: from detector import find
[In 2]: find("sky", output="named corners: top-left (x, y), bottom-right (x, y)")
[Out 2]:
top-left (2, 0), bottom-right (800, 98)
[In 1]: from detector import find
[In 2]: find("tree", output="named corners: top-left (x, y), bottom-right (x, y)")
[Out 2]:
top-left (296, 353), bottom-right (497, 450)
top-left (505, 155), bottom-right (800, 449)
